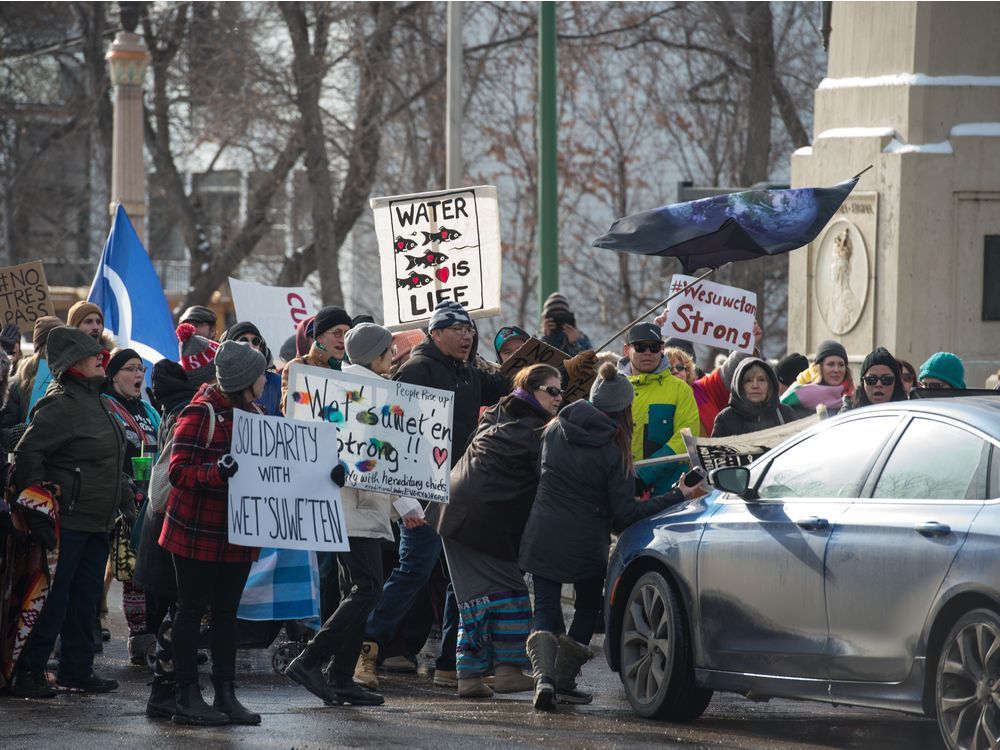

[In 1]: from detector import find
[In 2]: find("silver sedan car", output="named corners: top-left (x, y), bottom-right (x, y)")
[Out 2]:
top-left (604, 396), bottom-right (1000, 750)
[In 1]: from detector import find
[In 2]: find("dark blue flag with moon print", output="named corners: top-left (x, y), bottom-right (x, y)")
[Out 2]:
top-left (592, 175), bottom-right (860, 273)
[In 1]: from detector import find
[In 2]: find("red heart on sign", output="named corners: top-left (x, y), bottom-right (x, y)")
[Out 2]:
top-left (433, 446), bottom-right (448, 468)
top-left (435, 267), bottom-right (450, 283)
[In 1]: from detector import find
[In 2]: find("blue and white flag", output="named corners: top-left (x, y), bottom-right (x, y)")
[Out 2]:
top-left (87, 205), bottom-right (176, 378)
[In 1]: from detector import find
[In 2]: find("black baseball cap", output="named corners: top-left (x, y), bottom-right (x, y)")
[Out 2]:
top-left (626, 322), bottom-right (663, 344)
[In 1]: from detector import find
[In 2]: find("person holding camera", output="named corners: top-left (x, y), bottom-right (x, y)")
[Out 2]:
top-left (538, 292), bottom-right (592, 356)
top-left (518, 363), bottom-right (705, 711)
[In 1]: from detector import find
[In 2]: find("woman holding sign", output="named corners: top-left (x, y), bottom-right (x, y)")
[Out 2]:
top-left (429, 364), bottom-right (562, 699)
top-left (159, 340), bottom-right (267, 727)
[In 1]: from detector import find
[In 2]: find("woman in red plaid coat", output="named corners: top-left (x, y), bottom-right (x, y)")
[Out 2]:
top-left (159, 340), bottom-right (266, 727)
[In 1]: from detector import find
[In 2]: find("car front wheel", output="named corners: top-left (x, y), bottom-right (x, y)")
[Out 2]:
top-left (619, 570), bottom-right (712, 721)
top-left (936, 607), bottom-right (1000, 750)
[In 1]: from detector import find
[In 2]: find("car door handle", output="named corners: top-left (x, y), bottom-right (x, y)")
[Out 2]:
top-left (914, 521), bottom-right (951, 537)
top-left (795, 516), bottom-right (829, 531)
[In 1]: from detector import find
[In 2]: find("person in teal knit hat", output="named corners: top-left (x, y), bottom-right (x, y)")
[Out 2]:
top-left (918, 352), bottom-right (966, 389)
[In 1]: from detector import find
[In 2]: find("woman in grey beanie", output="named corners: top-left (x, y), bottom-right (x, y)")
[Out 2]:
top-left (158, 339), bottom-right (268, 727)
top-left (517, 362), bottom-right (704, 711)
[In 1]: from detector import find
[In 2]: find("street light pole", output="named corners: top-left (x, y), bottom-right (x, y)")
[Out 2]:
top-left (105, 2), bottom-right (150, 242)
top-left (446, 2), bottom-right (463, 190)
top-left (537, 1), bottom-right (558, 316)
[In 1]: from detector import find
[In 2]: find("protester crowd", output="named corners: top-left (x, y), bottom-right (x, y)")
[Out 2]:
top-left (0, 289), bottom-right (995, 726)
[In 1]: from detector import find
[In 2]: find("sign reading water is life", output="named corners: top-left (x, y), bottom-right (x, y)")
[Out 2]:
top-left (228, 410), bottom-right (349, 552)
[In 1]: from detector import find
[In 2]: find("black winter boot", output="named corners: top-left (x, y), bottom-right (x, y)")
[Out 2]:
top-left (171, 683), bottom-right (230, 726)
top-left (12, 667), bottom-right (57, 699)
top-left (213, 680), bottom-right (261, 725)
top-left (526, 631), bottom-right (558, 711)
top-left (146, 678), bottom-right (177, 719)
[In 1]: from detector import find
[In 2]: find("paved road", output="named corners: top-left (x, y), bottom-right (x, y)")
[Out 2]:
top-left (2, 584), bottom-right (947, 750)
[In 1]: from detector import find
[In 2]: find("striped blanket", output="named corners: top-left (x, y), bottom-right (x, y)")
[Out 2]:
top-left (237, 548), bottom-right (321, 628)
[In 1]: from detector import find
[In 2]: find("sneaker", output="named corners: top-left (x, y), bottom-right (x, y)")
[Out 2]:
top-left (381, 654), bottom-right (417, 673)
top-left (354, 642), bottom-right (379, 690)
top-left (56, 672), bottom-right (119, 693)
top-left (12, 668), bottom-right (57, 699)
top-left (432, 669), bottom-right (458, 688)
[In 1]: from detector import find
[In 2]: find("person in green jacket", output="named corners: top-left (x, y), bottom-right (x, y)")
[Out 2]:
top-left (11, 326), bottom-right (131, 699)
top-left (617, 322), bottom-right (700, 495)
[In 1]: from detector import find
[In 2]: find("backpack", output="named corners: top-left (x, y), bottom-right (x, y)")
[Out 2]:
top-left (148, 400), bottom-right (215, 516)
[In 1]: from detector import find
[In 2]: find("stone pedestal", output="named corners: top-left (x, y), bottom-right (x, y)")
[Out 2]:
top-left (105, 30), bottom-right (150, 241)
top-left (789, 2), bottom-right (1000, 387)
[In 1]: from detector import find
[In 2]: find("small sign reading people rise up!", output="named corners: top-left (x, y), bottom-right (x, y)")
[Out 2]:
top-left (284, 364), bottom-right (455, 504)
top-left (663, 274), bottom-right (758, 354)
top-left (0, 261), bottom-right (52, 331)
top-left (228, 411), bottom-right (349, 552)
top-left (371, 186), bottom-right (502, 330)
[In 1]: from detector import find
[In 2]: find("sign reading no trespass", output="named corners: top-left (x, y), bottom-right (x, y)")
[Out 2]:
top-left (0, 261), bottom-right (52, 331)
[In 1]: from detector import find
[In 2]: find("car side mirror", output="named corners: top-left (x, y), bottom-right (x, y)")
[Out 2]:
top-left (709, 466), bottom-right (751, 496)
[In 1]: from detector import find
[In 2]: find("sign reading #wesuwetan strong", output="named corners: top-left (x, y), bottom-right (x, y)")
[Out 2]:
top-left (228, 410), bottom-right (349, 552)
top-left (371, 185), bottom-right (501, 330)
top-left (663, 274), bottom-right (758, 354)
top-left (284, 363), bottom-right (455, 504)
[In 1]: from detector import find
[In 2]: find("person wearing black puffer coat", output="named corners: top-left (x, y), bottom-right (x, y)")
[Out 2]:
top-left (519, 363), bottom-right (705, 711)
top-left (712, 357), bottom-right (796, 438)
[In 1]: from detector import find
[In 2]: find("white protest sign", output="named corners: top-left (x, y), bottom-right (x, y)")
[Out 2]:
top-left (371, 185), bottom-right (501, 330)
top-left (229, 277), bottom-right (316, 359)
top-left (284, 363), bottom-right (455, 504)
top-left (228, 410), bottom-right (349, 551)
top-left (663, 274), bottom-right (758, 353)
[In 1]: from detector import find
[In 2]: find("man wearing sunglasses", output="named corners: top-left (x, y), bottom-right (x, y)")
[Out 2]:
top-left (619, 322), bottom-right (700, 496)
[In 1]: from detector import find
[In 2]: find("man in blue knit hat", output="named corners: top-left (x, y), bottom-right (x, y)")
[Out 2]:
top-left (353, 301), bottom-right (511, 691)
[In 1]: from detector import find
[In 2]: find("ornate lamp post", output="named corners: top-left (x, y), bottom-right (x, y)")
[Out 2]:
top-left (105, 2), bottom-right (150, 241)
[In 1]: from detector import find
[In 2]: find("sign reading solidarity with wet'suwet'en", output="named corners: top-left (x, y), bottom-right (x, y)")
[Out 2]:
top-left (371, 185), bottom-right (501, 330)
top-left (663, 274), bottom-right (758, 354)
top-left (0, 261), bottom-right (52, 331)
top-left (284, 363), bottom-right (455, 504)
top-left (228, 410), bottom-right (348, 552)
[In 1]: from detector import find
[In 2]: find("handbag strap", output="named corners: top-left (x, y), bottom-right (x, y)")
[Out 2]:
top-left (204, 401), bottom-right (216, 446)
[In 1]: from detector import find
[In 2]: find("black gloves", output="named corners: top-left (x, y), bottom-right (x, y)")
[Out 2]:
top-left (330, 464), bottom-right (346, 488)
top-left (217, 454), bottom-right (239, 480)
top-left (24, 508), bottom-right (56, 551)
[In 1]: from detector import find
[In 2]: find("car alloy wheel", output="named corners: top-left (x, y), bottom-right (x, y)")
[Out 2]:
top-left (619, 570), bottom-right (711, 720)
top-left (936, 608), bottom-right (1000, 750)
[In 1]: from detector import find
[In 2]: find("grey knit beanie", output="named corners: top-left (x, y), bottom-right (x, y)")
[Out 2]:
top-left (345, 323), bottom-right (393, 367)
top-left (47, 325), bottom-right (103, 380)
top-left (589, 363), bottom-right (635, 413)
top-left (215, 340), bottom-right (266, 394)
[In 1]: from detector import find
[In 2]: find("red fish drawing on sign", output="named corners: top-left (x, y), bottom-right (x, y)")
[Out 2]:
top-left (397, 273), bottom-right (432, 290)
top-left (404, 251), bottom-right (448, 270)
top-left (393, 235), bottom-right (418, 253)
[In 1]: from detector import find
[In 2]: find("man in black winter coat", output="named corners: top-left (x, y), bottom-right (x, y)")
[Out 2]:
top-left (354, 301), bottom-right (511, 690)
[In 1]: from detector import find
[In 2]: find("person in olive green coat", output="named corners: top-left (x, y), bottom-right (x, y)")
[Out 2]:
top-left (11, 325), bottom-right (130, 699)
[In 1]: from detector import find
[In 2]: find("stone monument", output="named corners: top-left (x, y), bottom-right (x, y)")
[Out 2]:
top-left (789, 1), bottom-right (1000, 388)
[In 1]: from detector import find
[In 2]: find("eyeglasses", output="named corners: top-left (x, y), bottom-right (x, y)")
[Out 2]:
top-left (863, 374), bottom-right (895, 386)
top-left (670, 362), bottom-right (687, 373)
top-left (538, 386), bottom-right (565, 398)
top-left (120, 365), bottom-right (147, 374)
top-left (630, 342), bottom-right (662, 354)
top-left (919, 380), bottom-right (950, 390)
top-left (238, 335), bottom-right (262, 348)
top-left (445, 325), bottom-right (475, 337)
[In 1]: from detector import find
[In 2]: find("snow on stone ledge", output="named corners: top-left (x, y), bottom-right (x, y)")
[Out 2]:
top-left (951, 122), bottom-right (1000, 137)
top-left (819, 74), bottom-right (1000, 90)
top-left (793, 146), bottom-right (813, 156)
top-left (816, 126), bottom-right (897, 140)
top-left (883, 138), bottom-right (953, 155)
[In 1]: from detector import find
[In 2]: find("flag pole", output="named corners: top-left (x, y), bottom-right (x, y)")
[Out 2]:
top-left (593, 266), bottom-right (718, 352)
